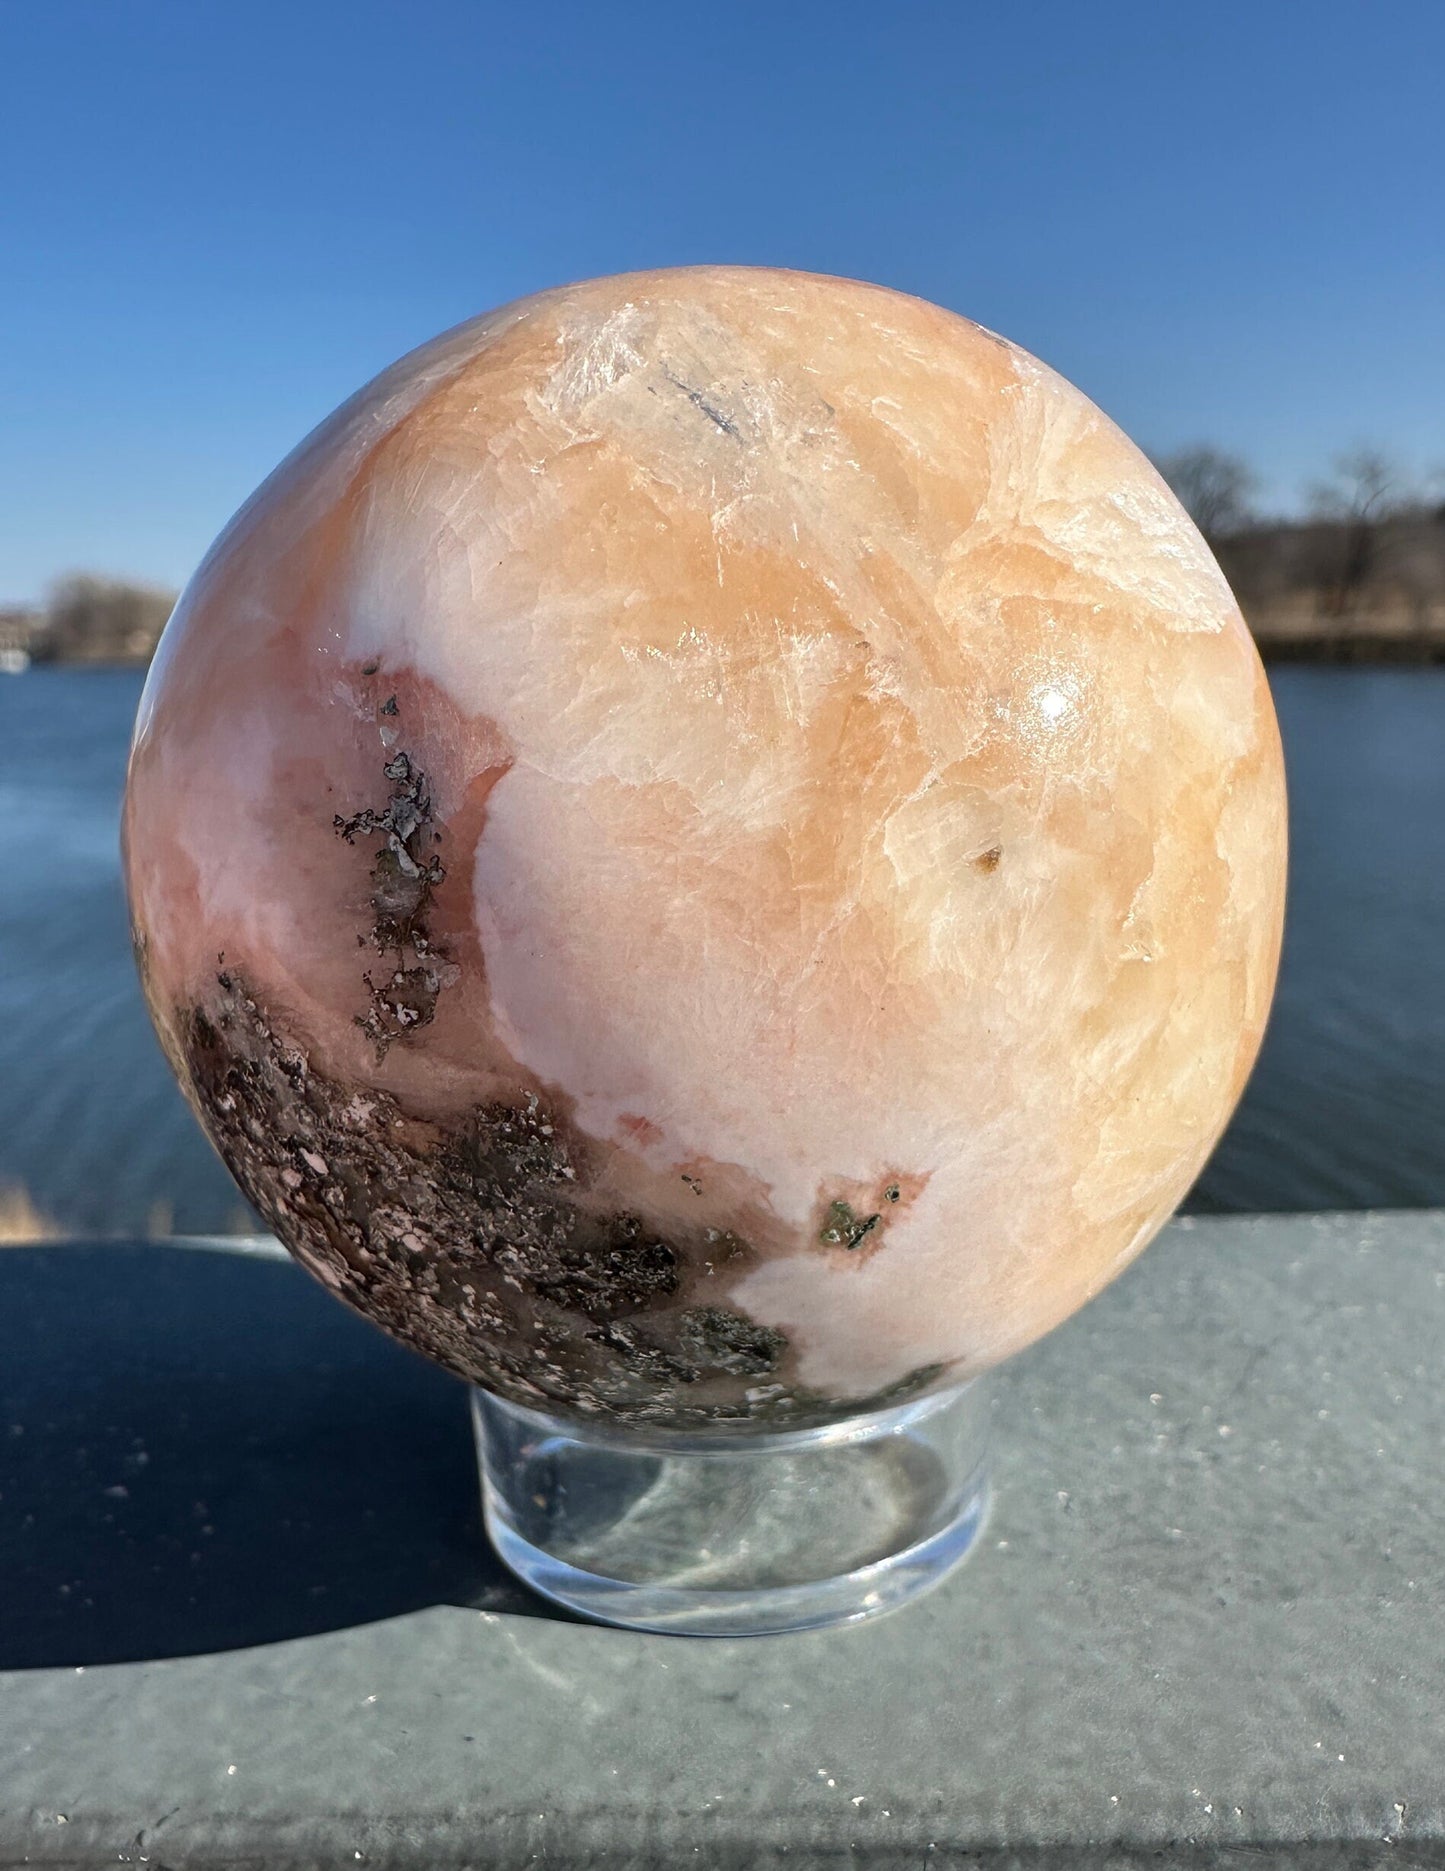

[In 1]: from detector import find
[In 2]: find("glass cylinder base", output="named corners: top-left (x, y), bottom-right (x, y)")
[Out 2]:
top-left (471, 1380), bottom-right (990, 1635)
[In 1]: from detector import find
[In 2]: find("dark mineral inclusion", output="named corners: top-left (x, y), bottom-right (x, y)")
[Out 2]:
top-left (170, 740), bottom-right (945, 1431)
top-left (178, 970), bottom-right (944, 1431)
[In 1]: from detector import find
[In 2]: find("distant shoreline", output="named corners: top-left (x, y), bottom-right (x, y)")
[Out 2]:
top-left (7, 515), bottom-right (1445, 669)
top-left (1254, 633), bottom-right (1445, 664)
top-left (6, 628), bottom-right (1445, 671)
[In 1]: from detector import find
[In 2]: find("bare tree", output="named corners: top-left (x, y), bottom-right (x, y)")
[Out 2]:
top-left (1304, 449), bottom-right (1405, 617)
top-left (1306, 447), bottom-right (1402, 524)
top-left (1155, 446), bottom-right (1258, 542)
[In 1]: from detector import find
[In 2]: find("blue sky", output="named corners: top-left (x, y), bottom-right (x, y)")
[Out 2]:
top-left (2, 0), bottom-right (1441, 602)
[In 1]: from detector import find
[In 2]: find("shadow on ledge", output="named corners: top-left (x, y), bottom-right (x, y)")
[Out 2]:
top-left (0, 1241), bottom-right (575, 1669)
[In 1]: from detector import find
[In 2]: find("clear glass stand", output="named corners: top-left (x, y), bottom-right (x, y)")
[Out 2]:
top-left (471, 1380), bottom-right (990, 1635)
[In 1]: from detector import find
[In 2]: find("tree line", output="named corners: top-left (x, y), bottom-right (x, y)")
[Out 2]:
top-left (13, 575), bottom-right (177, 665)
top-left (1158, 447), bottom-right (1445, 649)
top-left (1156, 445), bottom-right (1443, 543)
top-left (8, 449), bottom-right (1445, 669)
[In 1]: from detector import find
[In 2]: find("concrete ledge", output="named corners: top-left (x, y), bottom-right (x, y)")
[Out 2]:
top-left (2, 1211), bottom-right (1442, 1868)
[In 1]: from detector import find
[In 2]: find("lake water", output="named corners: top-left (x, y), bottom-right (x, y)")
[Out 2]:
top-left (2, 665), bottom-right (1442, 1236)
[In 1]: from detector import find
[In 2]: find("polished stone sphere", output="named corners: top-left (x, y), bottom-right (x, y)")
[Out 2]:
top-left (124, 267), bottom-right (1286, 1429)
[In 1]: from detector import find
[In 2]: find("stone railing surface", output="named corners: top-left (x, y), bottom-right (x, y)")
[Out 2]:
top-left (2, 1210), bottom-right (1441, 1868)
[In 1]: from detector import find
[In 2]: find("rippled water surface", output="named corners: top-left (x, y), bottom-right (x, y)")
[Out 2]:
top-left (2, 665), bottom-right (1442, 1235)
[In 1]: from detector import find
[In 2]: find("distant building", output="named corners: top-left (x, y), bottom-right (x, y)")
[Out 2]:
top-left (0, 607), bottom-right (38, 673)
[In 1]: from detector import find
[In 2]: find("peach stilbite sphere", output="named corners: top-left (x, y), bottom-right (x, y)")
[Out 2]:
top-left (124, 267), bottom-right (1286, 1429)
